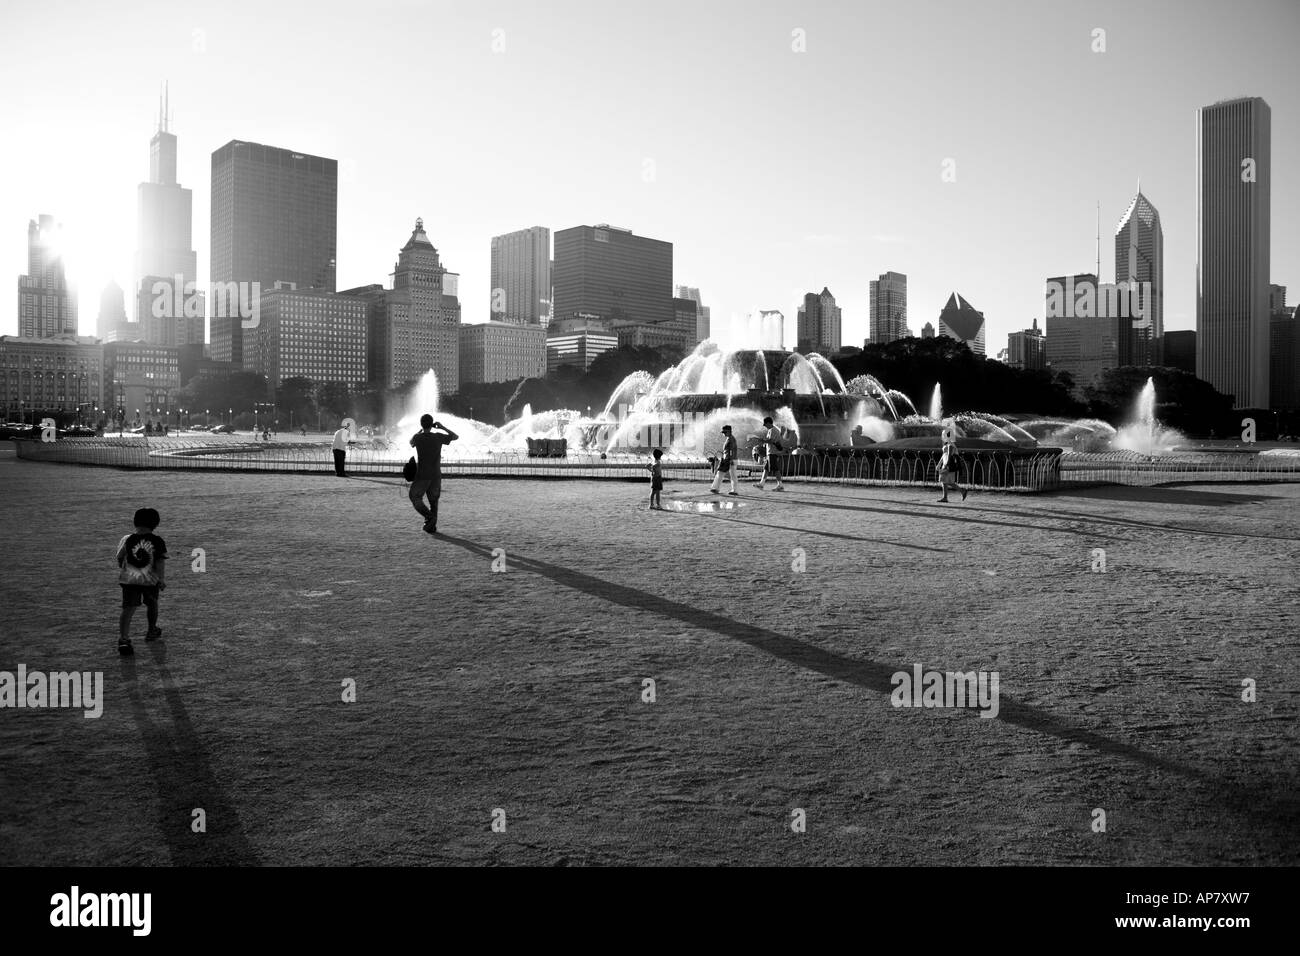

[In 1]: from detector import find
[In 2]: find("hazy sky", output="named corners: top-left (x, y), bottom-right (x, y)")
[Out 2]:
top-left (2, 0), bottom-right (1297, 354)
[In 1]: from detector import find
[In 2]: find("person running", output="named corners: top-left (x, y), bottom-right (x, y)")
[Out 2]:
top-left (646, 448), bottom-right (664, 509)
top-left (709, 424), bottom-right (739, 495)
top-left (753, 417), bottom-right (786, 491)
top-left (937, 439), bottom-right (968, 503)
top-left (410, 414), bottom-right (458, 534)
top-left (331, 421), bottom-right (353, 476)
top-left (115, 507), bottom-right (167, 656)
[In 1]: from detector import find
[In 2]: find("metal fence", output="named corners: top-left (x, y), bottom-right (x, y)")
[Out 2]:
top-left (11, 437), bottom-right (1300, 492)
top-left (1054, 449), bottom-right (1300, 487)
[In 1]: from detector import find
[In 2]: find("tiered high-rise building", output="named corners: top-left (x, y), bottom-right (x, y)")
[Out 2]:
top-left (490, 227), bottom-right (551, 325)
top-left (344, 219), bottom-right (461, 391)
top-left (210, 140), bottom-right (338, 368)
top-left (1196, 97), bottom-right (1271, 409)
top-left (17, 215), bottom-right (77, 338)
top-left (135, 90), bottom-right (203, 361)
top-left (1114, 187), bottom-right (1164, 367)
top-left (869, 271), bottom-right (908, 345)
top-left (797, 287), bottom-right (841, 353)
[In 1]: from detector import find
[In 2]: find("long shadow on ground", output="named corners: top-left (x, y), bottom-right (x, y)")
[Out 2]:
top-left (439, 533), bottom-right (1300, 849)
top-left (118, 641), bottom-right (260, 865)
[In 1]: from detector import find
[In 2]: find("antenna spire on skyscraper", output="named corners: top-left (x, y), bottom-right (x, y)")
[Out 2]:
top-left (1096, 200), bottom-right (1101, 282)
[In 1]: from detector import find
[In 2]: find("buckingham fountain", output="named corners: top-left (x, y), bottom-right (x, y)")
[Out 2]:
top-left (375, 305), bottom-right (1198, 468)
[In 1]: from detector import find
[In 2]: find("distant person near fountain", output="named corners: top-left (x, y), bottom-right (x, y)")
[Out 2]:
top-left (937, 439), bottom-right (967, 503)
top-left (646, 448), bottom-right (664, 510)
top-left (409, 414), bottom-right (458, 534)
top-left (709, 425), bottom-right (739, 496)
top-left (754, 417), bottom-right (786, 492)
top-left (331, 421), bottom-right (354, 477)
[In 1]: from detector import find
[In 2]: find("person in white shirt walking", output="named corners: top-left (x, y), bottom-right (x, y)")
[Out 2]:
top-left (753, 417), bottom-right (786, 491)
top-left (709, 424), bottom-right (740, 495)
top-left (331, 421), bottom-right (354, 477)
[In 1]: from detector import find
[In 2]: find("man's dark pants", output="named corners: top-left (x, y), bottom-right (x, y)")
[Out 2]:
top-left (410, 476), bottom-right (441, 525)
top-left (333, 449), bottom-right (346, 476)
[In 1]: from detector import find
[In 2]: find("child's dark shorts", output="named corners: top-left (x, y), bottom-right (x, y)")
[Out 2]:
top-left (120, 584), bottom-right (160, 607)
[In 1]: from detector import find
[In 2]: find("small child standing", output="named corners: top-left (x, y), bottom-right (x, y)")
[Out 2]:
top-left (115, 507), bottom-right (168, 656)
top-left (646, 449), bottom-right (664, 510)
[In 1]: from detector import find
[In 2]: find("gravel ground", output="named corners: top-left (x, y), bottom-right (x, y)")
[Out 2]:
top-left (1, 446), bottom-right (1297, 866)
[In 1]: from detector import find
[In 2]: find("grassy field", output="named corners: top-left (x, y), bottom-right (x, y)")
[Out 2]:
top-left (1, 445), bottom-right (1297, 866)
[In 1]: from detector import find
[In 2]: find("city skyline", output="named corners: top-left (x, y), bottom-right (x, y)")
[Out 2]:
top-left (1, 0), bottom-right (1297, 357)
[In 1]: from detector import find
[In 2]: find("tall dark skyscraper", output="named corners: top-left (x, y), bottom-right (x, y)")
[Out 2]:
top-left (1196, 97), bottom-right (1271, 409)
top-left (136, 89), bottom-right (202, 352)
top-left (551, 225), bottom-right (673, 328)
top-left (869, 271), bottom-right (908, 344)
top-left (1114, 187), bottom-right (1163, 367)
top-left (210, 140), bottom-right (338, 367)
top-left (17, 215), bottom-right (76, 338)
top-left (490, 227), bottom-right (551, 325)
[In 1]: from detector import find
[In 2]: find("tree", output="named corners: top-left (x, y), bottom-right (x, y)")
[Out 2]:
top-left (277, 376), bottom-right (316, 427)
top-left (1084, 366), bottom-right (1233, 436)
top-left (316, 382), bottom-right (351, 424)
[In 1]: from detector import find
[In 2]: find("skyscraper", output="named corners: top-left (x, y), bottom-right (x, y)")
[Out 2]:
top-left (869, 271), bottom-right (908, 345)
top-left (675, 285), bottom-right (711, 342)
top-left (17, 215), bottom-right (77, 338)
top-left (552, 225), bottom-right (673, 328)
top-left (938, 292), bottom-right (986, 356)
top-left (1163, 330), bottom-right (1197, 373)
top-left (1196, 97), bottom-right (1271, 408)
top-left (459, 322), bottom-right (547, 386)
top-left (797, 287), bottom-right (842, 354)
top-left (1269, 285), bottom-right (1298, 410)
top-left (344, 219), bottom-right (461, 390)
top-left (255, 288), bottom-right (368, 390)
top-left (97, 281), bottom-right (129, 342)
top-left (210, 140), bottom-right (338, 367)
top-left (1007, 318), bottom-right (1046, 371)
top-left (1114, 187), bottom-right (1163, 366)
top-left (136, 89), bottom-right (200, 346)
top-left (490, 227), bottom-right (551, 325)
top-left (1043, 274), bottom-right (1120, 385)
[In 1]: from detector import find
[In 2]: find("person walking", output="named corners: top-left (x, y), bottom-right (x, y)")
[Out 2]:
top-left (753, 416), bottom-right (786, 491)
top-left (937, 439), bottom-right (967, 503)
top-left (114, 507), bottom-right (167, 656)
top-left (709, 424), bottom-right (739, 495)
top-left (332, 421), bottom-right (354, 477)
top-left (646, 448), bottom-right (665, 510)
top-left (409, 414), bottom-right (458, 533)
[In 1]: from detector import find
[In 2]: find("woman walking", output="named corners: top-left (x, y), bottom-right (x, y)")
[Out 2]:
top-left (937, 439), bottom-right (967, 503)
